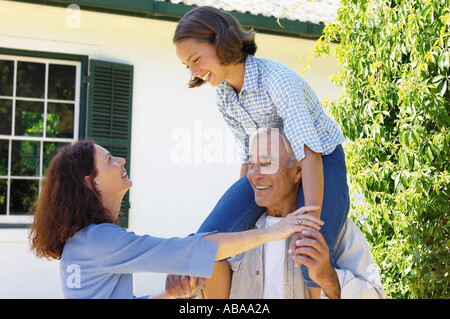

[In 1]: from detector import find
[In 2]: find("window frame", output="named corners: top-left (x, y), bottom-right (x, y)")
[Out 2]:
top-left (0, 48), bottom-right (89, 228)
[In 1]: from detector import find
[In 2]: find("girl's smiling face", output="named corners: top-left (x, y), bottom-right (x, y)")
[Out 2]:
top-left (175, 38), bottom-right (228, 87)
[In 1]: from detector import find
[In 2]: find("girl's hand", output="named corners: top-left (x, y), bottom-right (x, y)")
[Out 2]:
top-left (267, 206), bottom-right (323, 242)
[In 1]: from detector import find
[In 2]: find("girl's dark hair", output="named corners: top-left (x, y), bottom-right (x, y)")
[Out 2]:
top-left (29, 140), bottom-right (114, 260)
top-left (173, 6), bottom-right (257, 88)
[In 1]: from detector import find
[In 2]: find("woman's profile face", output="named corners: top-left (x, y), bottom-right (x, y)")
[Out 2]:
top-left (92, 144), bottom-right (132, 196)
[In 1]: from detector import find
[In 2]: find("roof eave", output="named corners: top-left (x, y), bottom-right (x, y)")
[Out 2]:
top-left (10, 0), bottom-right (325, 39)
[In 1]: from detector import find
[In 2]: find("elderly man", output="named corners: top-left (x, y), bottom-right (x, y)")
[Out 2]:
top-left (167, 124), bottom-right (385, 299)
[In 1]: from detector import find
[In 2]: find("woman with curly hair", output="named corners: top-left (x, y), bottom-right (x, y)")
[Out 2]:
top-left (29, 140), bottom-right (320, 299)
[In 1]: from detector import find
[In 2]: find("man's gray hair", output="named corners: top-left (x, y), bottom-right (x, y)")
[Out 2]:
top-left (249, 123), bottom-right (299, 167)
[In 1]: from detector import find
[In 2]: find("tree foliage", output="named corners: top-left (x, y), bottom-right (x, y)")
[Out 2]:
top-left (307, 0), bottom-right (449, 298)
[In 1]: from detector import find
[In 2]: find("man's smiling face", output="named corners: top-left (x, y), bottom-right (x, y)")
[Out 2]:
top-left (247, 129), bottom-right (302, 217)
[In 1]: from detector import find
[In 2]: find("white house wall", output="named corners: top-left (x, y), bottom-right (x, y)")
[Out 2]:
top-left (0, 0), bottom-right (341, 298)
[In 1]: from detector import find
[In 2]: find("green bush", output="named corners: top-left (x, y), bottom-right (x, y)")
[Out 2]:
top-left (306, 0), bottom-right (449, 298)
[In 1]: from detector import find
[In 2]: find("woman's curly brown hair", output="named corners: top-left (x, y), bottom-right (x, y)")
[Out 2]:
top-left (29, 140), bottom-right (114, 260)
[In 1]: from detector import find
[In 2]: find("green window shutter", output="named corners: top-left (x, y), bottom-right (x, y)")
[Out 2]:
top-left (87, 59), bottom-right (133, 228)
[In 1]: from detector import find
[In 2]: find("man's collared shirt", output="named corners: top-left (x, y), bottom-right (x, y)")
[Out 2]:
top-left (228, 214), bottom-right (386, 299)
top-left (216, 55), bottom-right (345, 163)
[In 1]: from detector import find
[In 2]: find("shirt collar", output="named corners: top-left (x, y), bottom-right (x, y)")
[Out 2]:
top-left (255, 212), bottom-right (267, 229)
top-left (240, 55), bottom-right (260, 93)
top-left (220, 55), bottom-right (260, 96)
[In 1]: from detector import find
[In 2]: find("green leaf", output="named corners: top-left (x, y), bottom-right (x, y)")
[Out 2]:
top-left (438, 50), bottom-right (449, 70)
top-left (411, 130), bottom-right (418, 144)
top-left (437, 79), bottom-right (448, 96)
top-left (432, 75), bottom-right (445, 84)
top-left (424, 145), bottom-right (434, 162)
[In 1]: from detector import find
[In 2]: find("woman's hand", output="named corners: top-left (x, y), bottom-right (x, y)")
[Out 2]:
top-left (204, 206), bottom-right (323, 261)
top-left (267, 206), bottom-right (323, 242)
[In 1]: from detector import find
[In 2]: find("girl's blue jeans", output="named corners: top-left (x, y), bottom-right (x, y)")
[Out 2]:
top-left (197, 144), bottom-right (350, 288)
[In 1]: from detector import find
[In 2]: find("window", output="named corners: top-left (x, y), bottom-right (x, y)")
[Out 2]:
top-left (0, 50), bottom-right (133, 228)
top-left (0, 55), bottom-right (81, 224)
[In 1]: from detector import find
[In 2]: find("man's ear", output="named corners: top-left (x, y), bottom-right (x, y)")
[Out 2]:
top-left (84, 176), bottom-right (100, 191)
top-left (294, 165), bottom-right (302, 184)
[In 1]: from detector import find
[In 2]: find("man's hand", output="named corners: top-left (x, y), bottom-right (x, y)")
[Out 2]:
top-left (287, 211), bottom-right (323, 254)
top-left (165, 274), bottom-right (205, 298)
top-left (290, 229), bottom-right (341, 299)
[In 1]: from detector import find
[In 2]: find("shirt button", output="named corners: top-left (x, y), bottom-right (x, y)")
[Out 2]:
top-left (256, 270), bottom-right (260, 275)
